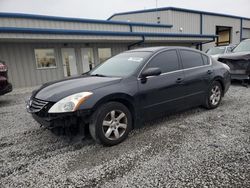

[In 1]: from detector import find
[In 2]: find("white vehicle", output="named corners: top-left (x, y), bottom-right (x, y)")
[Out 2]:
top-left (206, 45), bottom-right (235, 60)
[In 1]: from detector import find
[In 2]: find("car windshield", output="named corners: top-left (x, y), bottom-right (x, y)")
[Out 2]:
top-left (206, 47), bottom-right (226, 55)
top-left (89, 51), bottom-right (152, 77)
top-left (233, 40), bottom-right (250, 53)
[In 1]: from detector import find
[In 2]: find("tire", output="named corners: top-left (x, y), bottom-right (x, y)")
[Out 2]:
top-left (204, 81), bottom-right (223, 109)
top-left (89, 102), bottom-right (132, 146)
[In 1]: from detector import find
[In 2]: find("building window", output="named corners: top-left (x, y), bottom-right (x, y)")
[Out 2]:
top-left (216, 26), bottom-right (232, 46)
top-left (34, 49), bottom-right (56, 69)
top-left (98, 48), bottom-right (112, 63)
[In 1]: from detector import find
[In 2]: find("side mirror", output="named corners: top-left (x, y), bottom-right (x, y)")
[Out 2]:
top-left (141, 67), bottom-right (161, 78)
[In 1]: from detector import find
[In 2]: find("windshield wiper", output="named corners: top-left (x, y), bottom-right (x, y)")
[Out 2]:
top-left (90, 74), bottom-right (107, 77)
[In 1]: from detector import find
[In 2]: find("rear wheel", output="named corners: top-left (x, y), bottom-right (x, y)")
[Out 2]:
top-left (89, 102), bottom-right (132, 146)
top-left (205, 81), bottom-right (223, 109)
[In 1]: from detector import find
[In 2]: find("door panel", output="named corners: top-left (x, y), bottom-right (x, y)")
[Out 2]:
top-left (137, 71), bottom-right (186, 119)
top-left (182, 66), bottom-right (212, 105)
top-left (61, 48), bottom-right (77, 77)
top-left (137, 49), bottom-right (186, 119)
top-left (179, 49), bottom-right (213, 106)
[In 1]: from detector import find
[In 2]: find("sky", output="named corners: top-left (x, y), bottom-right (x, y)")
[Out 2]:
top-left (0, 0), bottom-right (249, 20)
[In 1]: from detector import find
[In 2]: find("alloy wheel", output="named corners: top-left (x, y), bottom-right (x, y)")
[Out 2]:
top-left (210, 85), bottom-right (221, 106)
top-left (102, 110), bottom-right (128, 140)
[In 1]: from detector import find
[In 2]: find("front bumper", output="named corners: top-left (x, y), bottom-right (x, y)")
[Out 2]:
top-left (31, 110), bottom-right (91, 129)
top-left (0, 82), bottom-right (12, 95)
top-left (27, 98), bottom-right (92, 129)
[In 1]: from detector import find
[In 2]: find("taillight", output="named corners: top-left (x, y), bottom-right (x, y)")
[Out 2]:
top-left (0, 63), bottom-right (7, 72)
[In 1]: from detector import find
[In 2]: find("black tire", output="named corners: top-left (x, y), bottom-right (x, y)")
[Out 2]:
top-left (89, 102), bottom-right (132, 146)
top-left (204, 81), bottom-right (223, 109)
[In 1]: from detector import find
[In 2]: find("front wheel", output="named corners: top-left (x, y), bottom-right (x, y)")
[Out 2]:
top-left (89, 102), bottom-right (132, 146)
top-left (204, 81), bottom-right (223, 109)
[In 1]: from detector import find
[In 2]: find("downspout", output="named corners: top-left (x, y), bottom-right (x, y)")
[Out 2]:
top-left (128, 35), bottom-right (145, 50)
top-left (240, 18), bottom-right (243, 42)
top-left (199, 13), bottom-right (203, 51)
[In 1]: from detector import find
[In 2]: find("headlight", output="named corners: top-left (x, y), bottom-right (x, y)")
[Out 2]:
top-left (48, 92), bottom-right (93, 113)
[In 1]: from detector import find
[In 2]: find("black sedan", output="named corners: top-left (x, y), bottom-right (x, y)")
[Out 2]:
top-left (27, 47), bottom-right (231, 146)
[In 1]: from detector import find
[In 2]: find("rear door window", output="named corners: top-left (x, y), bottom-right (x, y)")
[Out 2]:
top-left (180, 50), bottom-right (204, 69)
top-left (147, 50), bottom-right (180, 73)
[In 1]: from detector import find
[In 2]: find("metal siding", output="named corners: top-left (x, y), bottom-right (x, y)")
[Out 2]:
top-left (242, 19), bottom-right (250, 28)
top-left (110, 10), bottom-right (200, 34)
top-left (0, 17), bottom-right (131, 32)
top-left (110, 10), bottom-right (172, 25)
top-left (131, 26), bottom-right (171, 33)
top-left (243, 28), bottom-right (250, 39)
top-left (111, 12), bottom-right (155, 23)
top-left (170, 11), bottom-right (200, 34)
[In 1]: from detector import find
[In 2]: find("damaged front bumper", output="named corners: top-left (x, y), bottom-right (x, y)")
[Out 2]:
top-left (218, 54), bottom-right (250, 81)
top-left (31, 112), bottom-right (90, 129)
top-left (27, 98), bottom-right (91, 129)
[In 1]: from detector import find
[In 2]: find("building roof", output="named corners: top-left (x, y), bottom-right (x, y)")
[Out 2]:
top-left (108, 7), bottom-right (250, 21)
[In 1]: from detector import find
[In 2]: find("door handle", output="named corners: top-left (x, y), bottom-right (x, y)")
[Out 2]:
top-left (207, 70), bottom-right (213, 74)
top-left (176, 78), bottom-right (184, 84)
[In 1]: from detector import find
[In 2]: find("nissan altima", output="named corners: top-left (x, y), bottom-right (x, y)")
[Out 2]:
top-left (27, 47), bottom-right (231, 146)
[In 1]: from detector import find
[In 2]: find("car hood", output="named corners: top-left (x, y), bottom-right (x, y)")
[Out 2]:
top-left (34, 75), bottom-right (122, 102)
top-left (218, 51), bottom-right (250, 61)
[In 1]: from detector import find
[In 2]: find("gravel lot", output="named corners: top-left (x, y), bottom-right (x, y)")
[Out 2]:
top-left (0, 85), bottom-right (249, 187)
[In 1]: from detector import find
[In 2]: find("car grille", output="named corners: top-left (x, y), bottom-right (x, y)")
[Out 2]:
top-left (29, 98), bottom-right (49, 113)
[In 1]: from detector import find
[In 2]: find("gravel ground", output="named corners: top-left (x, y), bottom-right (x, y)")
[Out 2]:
top-left (0, 85), bottom-right (249, 187)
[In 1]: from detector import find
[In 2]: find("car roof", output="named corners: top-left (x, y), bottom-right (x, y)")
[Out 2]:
top-left (128, 46), bottom-right (200, 53)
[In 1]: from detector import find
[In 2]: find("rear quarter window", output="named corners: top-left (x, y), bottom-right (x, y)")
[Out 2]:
top-left (202, 54), bottom-right (210, 65)
top-left (180, 50), bottom-right (204, 69)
